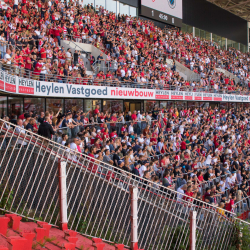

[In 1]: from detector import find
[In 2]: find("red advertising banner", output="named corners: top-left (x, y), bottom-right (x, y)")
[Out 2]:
top-left (194, 96), bottom-right (202, 101)
top-left (214, 97), bottom-right (222, 101)
top-left (155, 90), bottom-right (169, 99)
top-left (5, 83), bottom-right (16, 93)
top-left (0, 70), bottom-right (4, 90)
top-left (203, 93), bottom-right (213, 101)
top-left (5, 74), bottom-right (16, 93)
top-left (203, 97), bottom-right (212, 101)
top-left (185, 96), bottom-right (192, 100)
top-left (171, 91), bottom-right (183, 99)
top-left (0, 79), bottom-right (4, 90)
top-left (19, 86), bottom-right (34, 94)
top-left (18, 78), bottom-right (35, 94)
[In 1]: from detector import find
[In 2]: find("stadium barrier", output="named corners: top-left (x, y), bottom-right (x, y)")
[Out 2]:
top-left (0, 62), bottom-right (249, 96)
top-left (0, 118), bottom-right (247, 249)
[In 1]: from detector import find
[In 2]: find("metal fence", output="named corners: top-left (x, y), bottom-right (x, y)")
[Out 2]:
top-left (53, 120), bottom-right (150, 142)
top-left (0, 118), bottom-right (246, 250)
top-left (235, 196), bottom-right (250, 215)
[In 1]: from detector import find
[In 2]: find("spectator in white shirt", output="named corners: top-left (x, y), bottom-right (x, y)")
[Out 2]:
top-left (128, 123), bottom-right (134, 134)
top-left (205, 152), bottom-right (213, 166)
top-left (121, 68), bottom-right (125, 77)
top-left (156, 138), bottom-right (164, 154)
top-left (4, 49), bottom-right (13, 64)
top-left (177, 185), bottom-right (187, 201)
top-left (15, 119), bottom-right (27, 146)
top-left (138, 133), bottom-right (144, 146)
top-left (139, 164), bottom-right (147, 177)
top-left (226, 173), bottom-right (233, 189)
top-left (219, 177), bottom-right (226, 192)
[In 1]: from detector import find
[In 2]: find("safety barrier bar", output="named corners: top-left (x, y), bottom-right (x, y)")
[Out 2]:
top-left (1, 62), bottom-right (249, 95)
top-left (235, 196), bottom-right (250, 216)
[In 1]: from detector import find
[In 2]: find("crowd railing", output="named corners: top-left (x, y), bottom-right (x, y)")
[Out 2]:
top-left (53, 120), bottom-right (150, 142)
top-left (92, 61), bottom-right (150, 75)
top-left (0, 118), bottom-right (244, 249)
top-left (235, 196), bottom-right (250, 216)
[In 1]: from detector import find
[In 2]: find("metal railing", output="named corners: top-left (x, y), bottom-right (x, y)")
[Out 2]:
top-left (235, 196), bottom-right (250, 216)
top-left (52, 120), bottom-right (150, 141)
top-left (0, 118), bottom-right (247, 249)
top-left (1, 62), bottom-right (250, 95)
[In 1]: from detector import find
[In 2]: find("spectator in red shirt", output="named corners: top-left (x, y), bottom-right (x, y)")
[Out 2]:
top-left (40, 46), bottom-right (47, 59)
top-left (131, 110), bottom-right (137, 122)
top-left (183, 186), bottom-right (194, 202)
top-left (110, 129), bottom-right (118, 139)
top-left (225, 195), bottom-right (236, 213)
top-left (54, 25), bottom-right (61, 46)
top-left (94, 104), bottom-right (100, 115)
top-left (88, 146), bottom-right (97, 172)
top-left (110, 114), bottom-right (117, 128)
top-left (180, 140), bottom-right (186, 151)
top-left (33, 58), bottom-right (43, 80)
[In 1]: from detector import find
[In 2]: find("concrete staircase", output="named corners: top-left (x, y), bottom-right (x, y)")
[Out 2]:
top-left (61, 40), bottom-right (107, 74)
top-left (166, 58), bottom-right (200, 82)
top-left (216, 68), bottom-right (240, 83)
top-left (0, 214), bottom-right (129, 250)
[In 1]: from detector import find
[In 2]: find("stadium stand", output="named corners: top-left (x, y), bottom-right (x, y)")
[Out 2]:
top-left (0, 117), bottom-right (246, 250)
top-left (0, 0), bottom-right (249, 94)
top-left (1, 0), bottom-right (250, 249)
top-left (5, 104), bottom-right (250, 213)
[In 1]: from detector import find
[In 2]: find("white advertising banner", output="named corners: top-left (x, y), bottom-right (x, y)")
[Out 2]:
top-left (0, 69), bottom-right (249, 103)
top-left (154, 90), bottom-right (250, 102)
top-left (35, 81), bottom-right (108, 98)
top-left (34, 82), bottom-right (156, 99)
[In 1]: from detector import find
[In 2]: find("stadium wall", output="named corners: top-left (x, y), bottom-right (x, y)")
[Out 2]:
top-left (139, 16), bottom-right (174, 29)
top-left (183, 0), bottom-right (247, 45)
top-left (119, 0), bottom-right (138, 8)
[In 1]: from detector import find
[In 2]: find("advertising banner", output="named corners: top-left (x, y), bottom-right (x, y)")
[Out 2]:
top-left (155, 90), bottom-right (170, 99)
top-left (155, 90), bottom-right (250, 103)
top-left (0, 73), bottom-right (250, 103)
top-left (203, 93), bottom-right (213, 101)
top-left (171, 91), bottom-right (183, 100)
top-left (32, 82), bottom-right (155, 99)
top-left (35, 81), bottom-right (108, 98)
top-left (194, 92), bottom-right (202, 101)
top-left (18, 77), bottom-right (35, 94)
top-left (184, 92), bottom-right (193, 100)
top-left (213, 94), bottom-right (223, 102)
top-left (0, 70), bottom-right (4, 91)
top-left (5, 73), bottom-right (16, 93)
top-left (109, 87), bottom-right (155, 99)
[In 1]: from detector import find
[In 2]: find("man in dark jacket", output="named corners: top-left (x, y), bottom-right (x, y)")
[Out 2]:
top-left (38, 117), bottom-right (55, 139)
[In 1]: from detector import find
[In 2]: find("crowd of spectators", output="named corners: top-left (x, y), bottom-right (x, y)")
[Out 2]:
top-left (2, 103), bottom-right (250, 214)
top-left (0, 0), bottom-right (249, 93)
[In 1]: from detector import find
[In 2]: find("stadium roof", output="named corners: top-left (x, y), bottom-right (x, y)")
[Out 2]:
top-left (207, 0), bottom-right (250, 21)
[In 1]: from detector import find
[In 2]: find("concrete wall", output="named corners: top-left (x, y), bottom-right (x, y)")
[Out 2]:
top-left (61, 40), bottom-right (92, 72)
top-left (166, 59), bottom-right (200, 82)
top-left (62, 40), bottom-right (107, 61)
top-left (216, 68), bottom-right (240, 84)
top-left (61, 40), bottom-right (108, 73)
